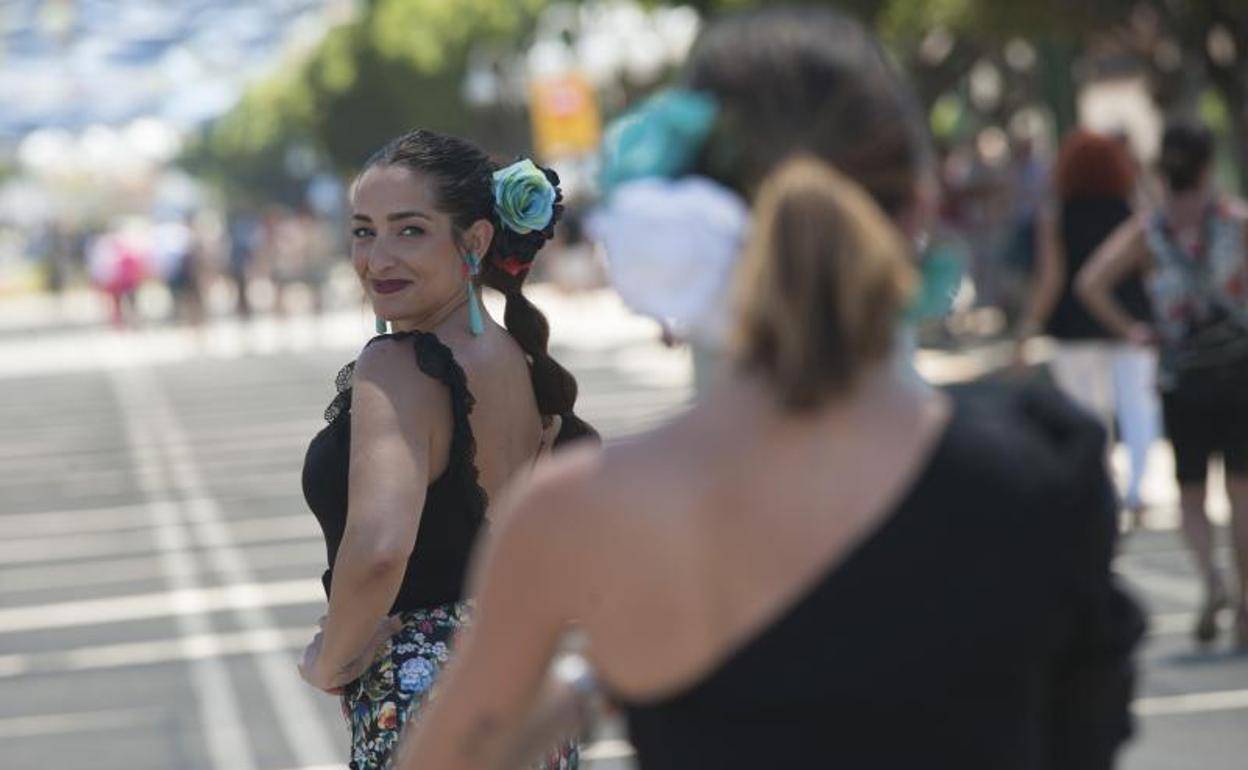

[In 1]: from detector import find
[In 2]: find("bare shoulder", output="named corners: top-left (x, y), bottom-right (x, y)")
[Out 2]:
top-left (356, 336), bottom-right (439, 393)
top-left (351, 336), bottom-right (450, 421)
top-left (1222, 198), bottom-right (1248, 243)
top-left (1095, 214), bottom-right (1149, 264)
top-left (1120, 211), bottom-right (1148, 239)
top-left (1222, 196), bottom-right (1248, 220)
top-left (490, 425), bottom-right (689, 550)
top-left (443, 324), bottom-right (527, 375)
top-left (1035, 202), bottom-right (1058, 229)
top-left (491, 443), bottom-right (607, 538)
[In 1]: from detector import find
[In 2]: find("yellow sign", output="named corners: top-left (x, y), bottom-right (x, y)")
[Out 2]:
top-left (529, 73), bottom-right (602, 161)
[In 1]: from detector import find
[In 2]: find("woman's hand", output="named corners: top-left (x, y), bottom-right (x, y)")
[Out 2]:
top-left (299, 614), bottom-right (404, 694)
top-left (1011, 320), bottom-right (1041, 372)
top-left (1125, 322), bottom-right (1157, 347)
top-left (1075, 217), bottom-right (1152, 341)
top-left (658, 320), bottom-right (682, 349)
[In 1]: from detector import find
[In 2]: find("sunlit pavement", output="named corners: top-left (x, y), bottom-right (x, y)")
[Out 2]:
top-left (0, 287), bottom-right (1244, 769)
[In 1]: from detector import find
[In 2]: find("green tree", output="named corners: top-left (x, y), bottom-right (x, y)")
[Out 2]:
top-left (1114, 1), bottom-right (1248, 192)
top-left (180, 63), bottom-right (319, 206)
top-left (185, 0), bottom-right (551, 198)
top-left (676, 0), bottom-right (1248, 190)
top-left (302, 0), bottom-right (548, 172)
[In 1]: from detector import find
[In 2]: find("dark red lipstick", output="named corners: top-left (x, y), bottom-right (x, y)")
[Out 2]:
top-left (372, 279), bottom-right (411, 295)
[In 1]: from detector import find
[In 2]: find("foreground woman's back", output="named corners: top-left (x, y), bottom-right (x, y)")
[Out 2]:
top-left (394, 8), bottom-right (1141, 769)
top-left (594, 381), bottom-right (1140, 769)
top-left (393, 159), bottom-right (1143, 770)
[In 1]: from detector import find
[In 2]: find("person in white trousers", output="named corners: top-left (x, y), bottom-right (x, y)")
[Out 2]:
top-left (1048, 342), bottom-right (1159, 517)
top-left (1015, 130), bottom-right (1159, 527)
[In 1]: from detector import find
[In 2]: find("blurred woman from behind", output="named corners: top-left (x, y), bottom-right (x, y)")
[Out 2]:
top-left (1080, 122), bottom-right (1248, 648)
top-left (398, 7), bottom-right (1142, 769)
top-left (1016, 130), bottom-right (1160, 525)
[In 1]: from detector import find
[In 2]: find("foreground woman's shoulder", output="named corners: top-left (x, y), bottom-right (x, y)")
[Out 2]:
top-left (491, 434), bottom-right (670, 544)
top-left (944, 380), bottom-right (1107, 484)
top-left (494, 443), bottom-right (605, 524)
top-left (1223, 196), bottom-right (1248, 219)
top-left (481, 444), bottom-right (611, 574)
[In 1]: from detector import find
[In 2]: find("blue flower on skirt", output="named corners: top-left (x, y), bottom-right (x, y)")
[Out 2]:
top-left (398, 656), bottom-right (436, 695)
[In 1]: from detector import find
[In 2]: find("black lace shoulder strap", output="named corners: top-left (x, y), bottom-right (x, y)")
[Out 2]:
top-left (323, 361), bottom-right (356, 423)
top-left (402, 331), bottom-right (488, 522)
top-left (374, 331), bottom-right (488, 523)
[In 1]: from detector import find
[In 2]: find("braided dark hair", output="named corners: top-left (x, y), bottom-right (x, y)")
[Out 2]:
top-left (362, 129), bottom-right (598, 445)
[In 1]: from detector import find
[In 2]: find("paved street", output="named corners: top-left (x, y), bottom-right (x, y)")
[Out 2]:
top-left (0, 289), bottom-right (1245, 769)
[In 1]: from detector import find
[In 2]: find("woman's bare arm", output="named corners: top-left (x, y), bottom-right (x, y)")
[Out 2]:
top-left (308, 339), bottom-right (444, 688)
top-left (1016, 207), bottom-right (1065, 340)
top-left (394, 450), bottom-right (598, 770)
top-left (1075, 218), bottom-right (1152, 342)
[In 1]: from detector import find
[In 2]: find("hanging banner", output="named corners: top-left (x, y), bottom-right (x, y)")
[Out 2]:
top-left (529, 73), bottom-right (602, 161)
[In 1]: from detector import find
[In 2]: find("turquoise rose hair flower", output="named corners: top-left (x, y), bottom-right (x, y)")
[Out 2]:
top-left (492, 159), bottom-right (556, 235)
top-left (599, 89), bottom-right (718, 195)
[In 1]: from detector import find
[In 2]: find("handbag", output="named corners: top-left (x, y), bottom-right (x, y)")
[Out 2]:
top-left (1163, 272), bottom-right (1248, 402)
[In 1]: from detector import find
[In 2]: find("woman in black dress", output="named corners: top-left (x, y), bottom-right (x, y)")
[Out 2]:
top-left (299, 129), bottom-right (593, 769)
top-left (1015, 130), bottom-right (1159, 526)
top-left (397, 8), bottom-right (1142, 769)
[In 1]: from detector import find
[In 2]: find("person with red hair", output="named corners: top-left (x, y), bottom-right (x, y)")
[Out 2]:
top-left (1015, 129), bottom-right (1159, 527)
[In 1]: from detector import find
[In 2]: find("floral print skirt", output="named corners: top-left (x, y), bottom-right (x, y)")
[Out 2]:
top-left (341, 602), bottom-right (578, 770)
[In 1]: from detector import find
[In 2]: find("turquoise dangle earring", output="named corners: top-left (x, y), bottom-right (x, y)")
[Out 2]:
top-left (462, 251), bottom-right (485, 336)
top-left (375, 316), bottom-right (389, 335)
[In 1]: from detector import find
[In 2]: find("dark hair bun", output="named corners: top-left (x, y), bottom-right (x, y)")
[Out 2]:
top-left (1159, 122), bottom-right (1214, 193)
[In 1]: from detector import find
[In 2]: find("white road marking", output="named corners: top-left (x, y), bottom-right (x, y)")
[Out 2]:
top-left (0, 541), bottom-right (321, 594)
top-left (0, 627), bottom-right (310, 679)
top-left (0, 707), bottom-right (166, 739)
top-left (0, 578), bottom-right (323, 634)
top-left (135, 366), bottom-right (340, 768)
top-left (0, 529), bottom-right (158, 565)
top-left (0, 502), bottom-right (167, 537)
top-left (580, 739), bottom-right (637, 760)
top-left (1135, 688), bottom-right (1248, 716)
top-left (0, 513), bottom-right (320, 565)
top-left (218, 514), bottom-right (319, 543)
top-left (0, 491), bottom-right (295, 539)
top-left (1146, 612), bottom-right (1197, 636)
top-left (112, 368), bottom-right (258, 770)
top-left (1119, 561), bottom-right (1201, 606)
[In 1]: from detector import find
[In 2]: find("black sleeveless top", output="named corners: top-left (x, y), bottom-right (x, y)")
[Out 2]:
top-left (302, 331), bottom-right (488, 612)
top-left (1047, 197), bottom-right (1152, 340)
top-left (622, 384), bottom-right (1143, 770)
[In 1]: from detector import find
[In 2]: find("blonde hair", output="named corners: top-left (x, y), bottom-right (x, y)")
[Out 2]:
top-left (733, 157), bottom-right (916, 410)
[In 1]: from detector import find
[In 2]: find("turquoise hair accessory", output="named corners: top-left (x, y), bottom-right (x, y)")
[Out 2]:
top-left (599, 89), bottom-right (719, 195)
top-left (492, 159), bottom-right (557, 234)
top-left (904, 239), bottom-right (966, 323)
top-left (463, 251), bottom-right (485, 336)
top-left (375, 317), bottom-right (389, 334)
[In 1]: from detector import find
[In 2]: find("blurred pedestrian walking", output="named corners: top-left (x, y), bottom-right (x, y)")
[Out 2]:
top-left (397, 8), bottom-right (1143, 770)
top-left (298, 129), bottom-right (594, 770)
top-left (86, 222), bottom-right (148, 328)
top-left (1080, 121), bottom-right (1248, 649)
top-left (226, 210), bottom-right (261, 319)
top-left (155, 214), bottom-right (209, 327)
top-left (1015, 130), bottom-right (1160, 527)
